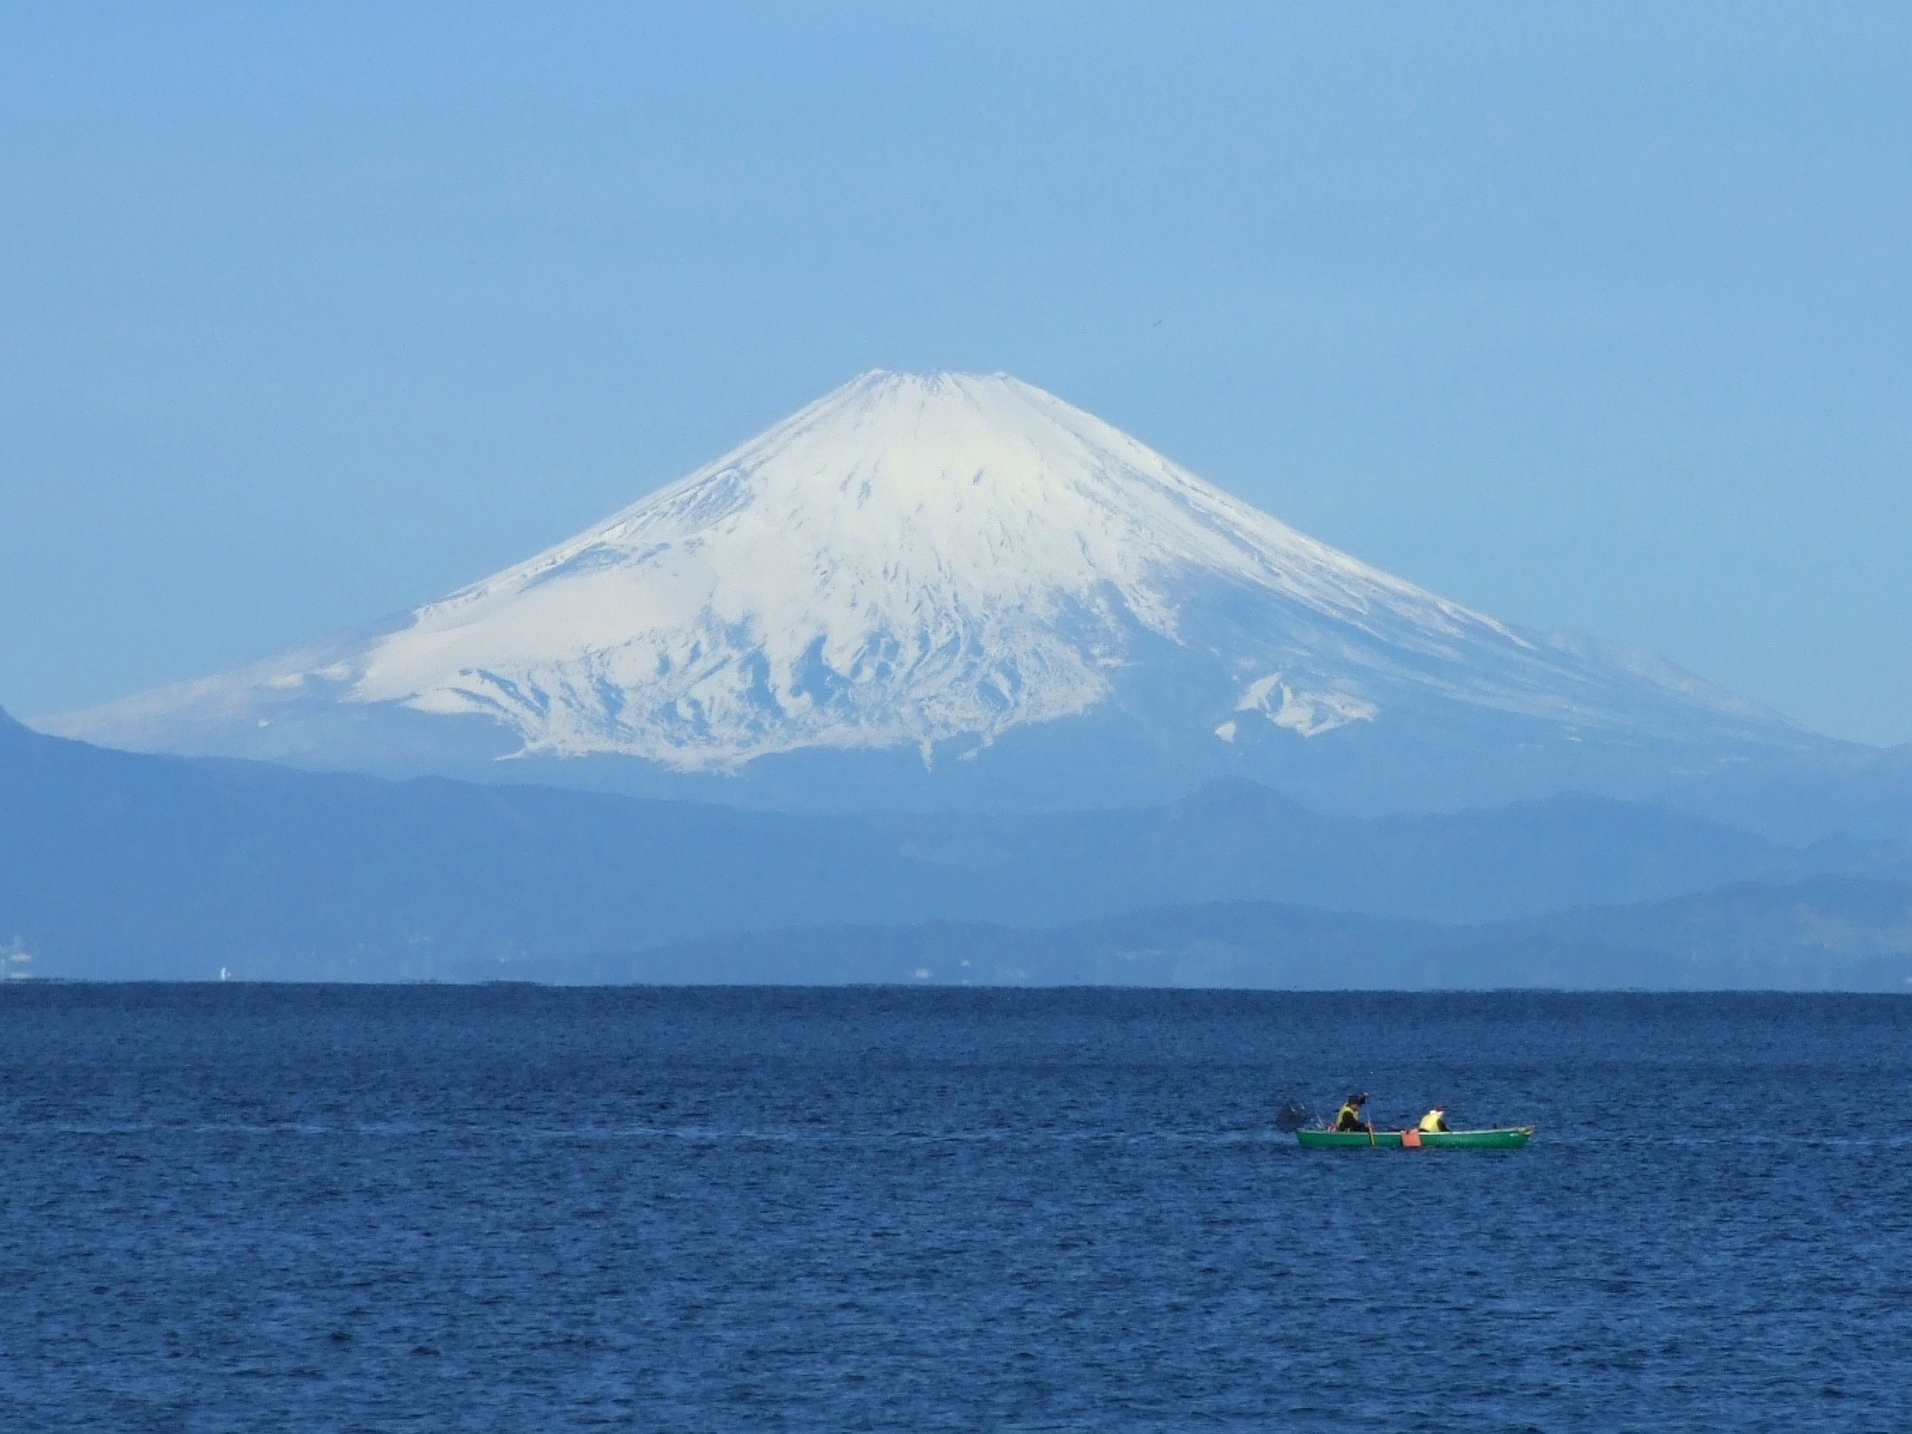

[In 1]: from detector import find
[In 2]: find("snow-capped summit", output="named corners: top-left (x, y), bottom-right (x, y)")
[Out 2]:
top-left (43, 371), bottom-right (1821, 812)
top-left (353, 370), bottom-right (1494, 765)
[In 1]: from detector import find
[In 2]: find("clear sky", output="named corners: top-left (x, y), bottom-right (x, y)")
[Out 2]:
top-left (3, 3), bottom-right (1908, 745)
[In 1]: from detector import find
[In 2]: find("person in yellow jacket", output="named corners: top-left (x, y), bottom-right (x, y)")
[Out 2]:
top-left (1334, 1093), bottom-right (1372, 1132)
top-left (1418, 1106), bottom-right (1450, 1133)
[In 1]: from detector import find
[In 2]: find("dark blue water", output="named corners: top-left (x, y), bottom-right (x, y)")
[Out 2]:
top-left (3, 986), bottom-right (1909, 1431)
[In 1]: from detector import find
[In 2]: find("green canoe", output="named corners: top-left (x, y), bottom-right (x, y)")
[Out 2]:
top-left (1296, 1127), bottom-right (1534, 1149)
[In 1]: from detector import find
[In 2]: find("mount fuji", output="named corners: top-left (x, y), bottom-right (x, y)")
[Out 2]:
top-left (44, 371), bottom-right (1826, 813)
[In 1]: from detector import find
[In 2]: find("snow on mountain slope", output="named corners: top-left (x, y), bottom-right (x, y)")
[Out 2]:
top-left (349, 371), bottom-right (1532, 767)
top-left (43, 371), bottom-right (1816, 807)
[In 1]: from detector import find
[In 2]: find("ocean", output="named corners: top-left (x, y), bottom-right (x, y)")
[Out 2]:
top-left (3, 984), bottom-right (1908, 1431)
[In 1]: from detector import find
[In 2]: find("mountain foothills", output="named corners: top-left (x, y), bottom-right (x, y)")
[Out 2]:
top-left (37, 371), bottom-right (1864, 818)
top-left (4, 712), bottom-right (1907, 987)
top-left (567, 880), bottom-right (1912, 992)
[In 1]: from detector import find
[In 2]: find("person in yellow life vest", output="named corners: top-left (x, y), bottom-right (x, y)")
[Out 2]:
top-left (1418, 1107), bottom-right (1450, 1133)
top-left (1334, 1092), bottom-right (1372, 1132)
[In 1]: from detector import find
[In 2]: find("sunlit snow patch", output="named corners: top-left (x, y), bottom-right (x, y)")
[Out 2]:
top-left (1234, 674), bottom-right (1378, 738)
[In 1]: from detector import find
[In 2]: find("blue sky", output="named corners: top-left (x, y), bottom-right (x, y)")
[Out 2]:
top-left (3, 3), bottom-right (1908, 744)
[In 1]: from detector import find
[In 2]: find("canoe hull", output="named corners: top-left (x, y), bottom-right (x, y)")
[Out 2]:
top-left (1296, 1127), bottom-right (1534, 1149)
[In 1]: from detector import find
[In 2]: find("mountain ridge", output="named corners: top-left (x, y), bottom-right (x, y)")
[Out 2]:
top-left (532, 877), bottom-right (1912, 992)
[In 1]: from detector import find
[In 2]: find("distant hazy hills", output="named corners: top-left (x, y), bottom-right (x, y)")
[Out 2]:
top-left (1664, 743), bottom-right (1912, 843)
top-left (5, 710), bottom-right (1908, 987)
top-left (567, 880), bottom-right (1912, 992)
